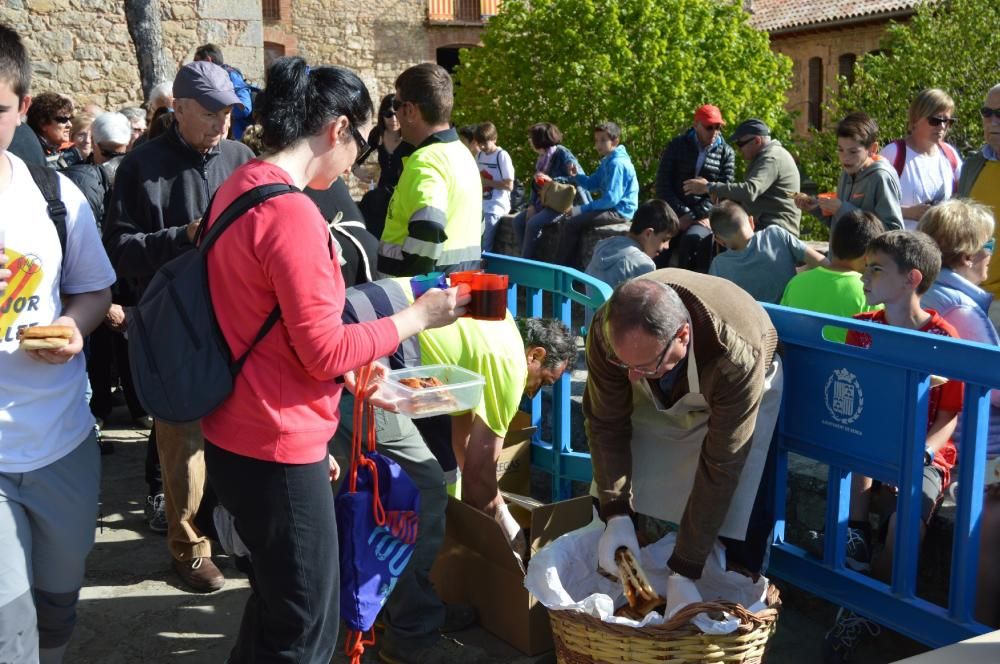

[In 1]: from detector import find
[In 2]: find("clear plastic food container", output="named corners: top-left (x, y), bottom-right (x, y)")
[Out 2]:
top-left (378, 364), bottom-right (485, 419)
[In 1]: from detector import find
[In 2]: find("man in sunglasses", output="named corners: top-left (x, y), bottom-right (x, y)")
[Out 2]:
top-left (654, 104), bottom-right (735, 272)
top-left (585, 270), bottom-right (782, 616)
top-left (958, 83), bottom-right (1000, 331)
top-left (378, 63), bottom-right (482, 278)
top-left (684, 118), bottom-right (802, 237)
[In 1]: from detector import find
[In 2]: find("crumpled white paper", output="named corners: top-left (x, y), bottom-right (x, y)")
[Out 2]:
top-left (524, 514), bottom-right (769, 634)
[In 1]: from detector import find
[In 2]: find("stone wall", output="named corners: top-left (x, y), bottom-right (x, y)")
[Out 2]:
top-left (0, 0), bottom-right (263, 109)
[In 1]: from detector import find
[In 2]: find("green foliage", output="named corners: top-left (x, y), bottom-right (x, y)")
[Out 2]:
top-left (792, 0), bottom-right (1000, 208)
top-left (452, 0), bottom-right (793, 192)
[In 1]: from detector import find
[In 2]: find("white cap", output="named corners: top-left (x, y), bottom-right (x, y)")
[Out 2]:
top-left (91, 112), bottom-right (132, 148)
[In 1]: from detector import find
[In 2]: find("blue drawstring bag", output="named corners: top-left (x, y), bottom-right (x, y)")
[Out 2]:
top-left (336, 365), bottom-right (421, 663)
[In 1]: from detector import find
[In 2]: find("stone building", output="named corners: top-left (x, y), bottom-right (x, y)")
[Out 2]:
top-left (0, 0), bottom-right (497, 110)
top-left (747, 0), bottom-right (937, 135)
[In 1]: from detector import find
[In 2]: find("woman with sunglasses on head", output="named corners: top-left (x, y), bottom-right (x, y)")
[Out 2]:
top-left (357, 93), bottom-right (410, 238)
top-left (880, 88), bottom-right (964, 230)
top-left (25, 91), bottom-right (76, 169)
top-left (199, 56), bottom-right (468, 662)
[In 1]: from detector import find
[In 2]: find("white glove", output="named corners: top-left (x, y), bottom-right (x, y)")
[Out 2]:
top-left (495, 503), bottom-right (528, 560)
top-left (665, 573), bottom-right (703, 618)
top-left (597, 515), bottom-right (640, 577)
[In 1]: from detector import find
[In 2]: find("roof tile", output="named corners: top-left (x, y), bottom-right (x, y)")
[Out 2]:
top-left (746, 0), bottom-right (933, 32)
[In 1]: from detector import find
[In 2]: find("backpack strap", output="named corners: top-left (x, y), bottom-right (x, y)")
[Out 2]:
top-left (939, 141), bottom-right (960, 191)
top-left (890, 139), bottom-right (906, 178)
top-left (25, 164), bottom-right (68, 261)
top-left (197, 182), bottom-right (300, 374)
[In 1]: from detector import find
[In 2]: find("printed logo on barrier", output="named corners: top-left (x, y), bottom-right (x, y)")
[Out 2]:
top-left (825, 368), bottom-right (864, 424)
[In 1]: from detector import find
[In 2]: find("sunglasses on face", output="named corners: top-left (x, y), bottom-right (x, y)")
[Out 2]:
top-left (734, 137), bottom-right (754, 148)
top-left (704, 124), bottom-right (722, 131)
top-left (382, 110), bottom-right (396, 119)
top-left (53, 116), bottom-right (72, 124)
top-left (391, 97), bottom-right (405, 111)
top-left (981, 107), bottom-right (1000, 119)
top-left (350, 125), bottom-right (375, 166)
top-left (983, 238), bottom-right (995, 254)
top-left (927, 116), bottom-right (957, 127)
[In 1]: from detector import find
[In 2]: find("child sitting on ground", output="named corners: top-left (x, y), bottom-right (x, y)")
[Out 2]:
top-left (475, 122), bottom-right (515, 253)
top-left (824, 230), bottom-right (963, 662)
top-left (780, 209), bottom-right (885, 341)
top-left (794, 111), bottom-right (904, 233)
top-left (708, 200), bottom-right (824, 303)
top-left (585, 199), bottom-right (679, 289)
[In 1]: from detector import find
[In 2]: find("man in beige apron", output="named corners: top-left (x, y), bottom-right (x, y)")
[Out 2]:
top-left (584, 269), bottom-right (782, 614)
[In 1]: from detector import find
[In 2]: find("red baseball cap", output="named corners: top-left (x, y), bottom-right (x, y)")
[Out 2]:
top-left (694, 104), bottom-right (725, 126)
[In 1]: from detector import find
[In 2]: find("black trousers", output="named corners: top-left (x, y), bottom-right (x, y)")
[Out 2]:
top-left (205, 441), bottom-right (339, 664)
top-left (87, 324), bottom-right (145, 420)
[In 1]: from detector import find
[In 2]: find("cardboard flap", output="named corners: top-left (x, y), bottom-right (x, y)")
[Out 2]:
top-left (443, 496), bottom-right (523, 573)
top-left (504, 410), bottom-right (537, 446)
top-left (529, 496), bottom-right (593, 556)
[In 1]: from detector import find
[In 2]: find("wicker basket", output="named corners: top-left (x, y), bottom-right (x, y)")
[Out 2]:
top-left (549, 583), bottom-right (781, 664)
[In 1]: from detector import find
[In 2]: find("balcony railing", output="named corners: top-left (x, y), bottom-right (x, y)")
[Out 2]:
top-left (428, 0), bottom-right (500, 23)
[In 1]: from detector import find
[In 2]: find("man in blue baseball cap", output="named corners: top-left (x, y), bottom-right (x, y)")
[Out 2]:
top-left (103, 59), bottom-right (254, 593)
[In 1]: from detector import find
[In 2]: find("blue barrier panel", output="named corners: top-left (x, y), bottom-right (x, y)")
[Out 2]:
top-left (482, 252), bottom-right (612, 500)
top-left (764, 303), bottom-right (996, 649)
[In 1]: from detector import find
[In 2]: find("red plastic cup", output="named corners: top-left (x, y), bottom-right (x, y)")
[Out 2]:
top-left (817, 192), bottom-right (837, 216)
top-left (468, 273), bottom-right (509, 321)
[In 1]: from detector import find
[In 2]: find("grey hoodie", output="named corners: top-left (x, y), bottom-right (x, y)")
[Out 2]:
top-left (829, 156), bottom-right (903, 231)
top-left (585, 235), bottom-right (656, 288)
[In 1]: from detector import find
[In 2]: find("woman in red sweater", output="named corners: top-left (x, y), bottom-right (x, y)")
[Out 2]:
top-left (201, 57), bottom-right (467, 662)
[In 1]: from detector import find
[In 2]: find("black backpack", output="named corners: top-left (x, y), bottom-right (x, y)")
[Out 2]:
top-left (26, 164), bottom-right (67, 261)
top-left (128, 183), bottom-right (297, 424)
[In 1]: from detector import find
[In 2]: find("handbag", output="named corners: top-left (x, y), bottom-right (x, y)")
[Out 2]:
top-left (540, 179), bottom-right (577, 213)
top-left (337, 364), bottom-right (422, 663)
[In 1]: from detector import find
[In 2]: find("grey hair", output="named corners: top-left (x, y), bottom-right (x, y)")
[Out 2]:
top-left (516, 317), bottom-right (577, 371)
top-left (988, 83), bottom-right (1000, 100)
top-left (148, 81), bottom-right (173, 109)
top-left (118, 106), bottom-right (145, 123)
top-left (606, 279), bottom-right (690, 342)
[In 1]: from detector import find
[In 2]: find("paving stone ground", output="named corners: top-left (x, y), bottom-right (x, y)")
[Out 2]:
top-left (66, 413), bottom-right (928, 663)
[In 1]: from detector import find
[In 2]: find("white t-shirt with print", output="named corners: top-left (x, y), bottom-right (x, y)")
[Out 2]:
top-left (0, 152), bottom-right (116, 472)
top-left (477, 148), bottom-right (515, 217)
top-left (880, 141), bottom-right (964, 230)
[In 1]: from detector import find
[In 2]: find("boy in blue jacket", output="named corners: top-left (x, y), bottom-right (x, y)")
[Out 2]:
top-left (555, 121), bottom-right (639, 267)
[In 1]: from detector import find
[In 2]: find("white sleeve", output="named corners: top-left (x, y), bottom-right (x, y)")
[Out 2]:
top-left (499, 150), bottom-right (515, 181)
top-left (57, 173), bottom-right (117, 295)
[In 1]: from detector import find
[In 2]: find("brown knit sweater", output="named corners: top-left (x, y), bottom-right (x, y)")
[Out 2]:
top-left (584, 269), bottom-right (778, 579)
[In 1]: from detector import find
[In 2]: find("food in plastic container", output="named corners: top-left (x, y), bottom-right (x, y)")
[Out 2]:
top-left (378, 364), bottom-right (485, 419)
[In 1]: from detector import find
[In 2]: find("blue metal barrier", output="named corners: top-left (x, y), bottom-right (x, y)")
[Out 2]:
top-left (482, 252), bottom-right (612, 500)
top-left (763, 303), bottom-right (995, 648)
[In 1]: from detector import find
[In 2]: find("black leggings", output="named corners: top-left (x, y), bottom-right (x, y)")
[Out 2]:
top-left (205, 441), bottom-right (339, 663)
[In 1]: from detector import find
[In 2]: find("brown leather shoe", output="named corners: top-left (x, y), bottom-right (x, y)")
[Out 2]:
top-left (172, 556), bottom-right (225, 593)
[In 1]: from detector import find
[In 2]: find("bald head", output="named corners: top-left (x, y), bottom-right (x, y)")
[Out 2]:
top-left (606, 278), bottom-right (690, 343)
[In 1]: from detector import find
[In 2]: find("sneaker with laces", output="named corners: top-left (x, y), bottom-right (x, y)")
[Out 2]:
top-left (823, 607), bottom-right (880, 663)
top-left (145, 493), bottom-right (168, 534)
top-left (845, 527), bottom-right (871, 572)
top-left (378, 635), bottom-right (492, 664)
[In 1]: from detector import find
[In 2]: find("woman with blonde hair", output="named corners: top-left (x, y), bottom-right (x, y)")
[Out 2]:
top-left (882, 88), bottom-right (964, 229)
top-left (919, 198), bottom-right (1000, 627)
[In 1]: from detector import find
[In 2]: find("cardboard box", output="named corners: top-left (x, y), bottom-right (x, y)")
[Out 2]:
top-left (430, 493), bottom-right (593, 655)
top-left (450, 410), bottom-right (535, 499)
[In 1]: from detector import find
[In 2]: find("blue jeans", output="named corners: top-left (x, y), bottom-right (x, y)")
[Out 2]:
top-left (511, 207), bottom-right (561, 259)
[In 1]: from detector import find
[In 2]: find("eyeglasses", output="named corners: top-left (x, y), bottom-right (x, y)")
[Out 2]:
top-left (382, 110), bottom-right (396, 119)
top-left (53, 115), bottom-right (72, 124)
top-left (983, 238), bottom-right (995, 254)
top-left (608, 334), bottom-right (678, 376)
top-left (350, 125), bottom-right (374, 166)
top-left (704, 124), bottom-right (722, 131)
top-left (391, 97), bottom-right (406, 112)
top-left (927, 116), bottom-right (957, 127)
top-left (734, 137), bottom-right (755, 148)
top-left (981, 107), bottom-right (1000, 119)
